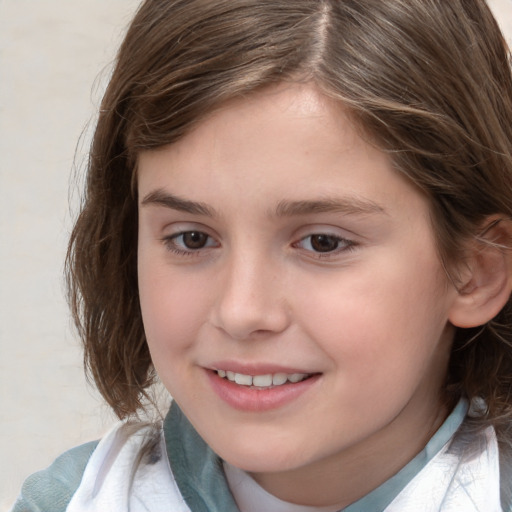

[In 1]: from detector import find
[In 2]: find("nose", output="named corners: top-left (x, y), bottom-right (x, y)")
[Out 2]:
top-left (210, 250), bottom-right (291, 340)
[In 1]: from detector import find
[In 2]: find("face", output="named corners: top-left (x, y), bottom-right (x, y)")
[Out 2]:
top-left (137, 83), bottom-right (460, 502)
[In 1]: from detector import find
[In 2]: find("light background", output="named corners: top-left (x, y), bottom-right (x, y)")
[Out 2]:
top-left (1, 1), bottom-right (511, 509)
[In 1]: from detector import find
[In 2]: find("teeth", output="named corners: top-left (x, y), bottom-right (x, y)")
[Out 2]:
top-left (217, 370), bottom-right (310, 388)
top-left (272, 373), bottom-right (287, 385)
top-left (253, 374), bottom-right (273, 387)
top-left (234, 373), bottom-right (253, 386)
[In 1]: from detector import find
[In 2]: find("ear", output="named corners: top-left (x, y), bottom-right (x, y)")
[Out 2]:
top-left (448, 217), bottom-right (512, 328)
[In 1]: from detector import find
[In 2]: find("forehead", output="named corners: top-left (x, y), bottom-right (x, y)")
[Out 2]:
top-left (137, 82), bottom-right (425, 220)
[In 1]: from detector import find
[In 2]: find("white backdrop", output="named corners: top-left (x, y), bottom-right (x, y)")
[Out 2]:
top-left (0, 1), bottom-right (140, 508)
top-left (1, 0), bottom-right (511, 509)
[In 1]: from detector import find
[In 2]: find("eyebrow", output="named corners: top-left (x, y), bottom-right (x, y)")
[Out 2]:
top-left (140, 189), bottom-right (385, 218)
top-left (273, 197), bottom-right (386, 217)
top-left (140, 189), bottom-right (217, 217)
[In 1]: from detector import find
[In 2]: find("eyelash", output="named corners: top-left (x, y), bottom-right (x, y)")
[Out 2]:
top-left (162, 231), bottom-right (357, 259)
top-left (162, 231), bottom-right (218, 257)
top-left (293, 233), bottom-right (357, 258)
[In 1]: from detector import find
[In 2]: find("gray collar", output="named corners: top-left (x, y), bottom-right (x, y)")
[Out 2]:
top-left (164, 403), bottom-right (240, 512)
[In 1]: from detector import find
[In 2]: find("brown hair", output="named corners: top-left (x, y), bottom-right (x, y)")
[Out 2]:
top-left (67, 0), bottom-right (512, 424)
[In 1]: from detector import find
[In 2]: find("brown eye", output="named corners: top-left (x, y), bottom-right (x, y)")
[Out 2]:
top-left (295, 233), bottom-right (355, 256)
top-left (165, 230), bottom-right (217, 254)
top-left (181, 231), bottom-right (209, 249)
top-left (309, 234), bottom-right (341, 252)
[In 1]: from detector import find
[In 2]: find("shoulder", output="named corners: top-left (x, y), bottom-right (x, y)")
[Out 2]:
top-left (10, 421), bottom-right (172, 512)
top-left (65, 420), bottom-right (189, 511)
top-left (11, 440), bottom-right (99, 512)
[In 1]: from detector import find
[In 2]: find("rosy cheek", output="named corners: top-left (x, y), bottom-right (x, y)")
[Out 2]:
top-left (140, 275), bottom-right (206, 354)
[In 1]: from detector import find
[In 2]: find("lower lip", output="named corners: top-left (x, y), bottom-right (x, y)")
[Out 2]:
top-left (206, 371), bottom-right (320, 412)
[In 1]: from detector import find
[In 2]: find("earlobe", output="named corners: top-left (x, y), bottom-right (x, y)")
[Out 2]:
top-left (448, 217), bottom-right (512, 329)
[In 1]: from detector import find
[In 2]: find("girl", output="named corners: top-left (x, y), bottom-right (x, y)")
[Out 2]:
top-left (13, 0), bottom-right (512, 510)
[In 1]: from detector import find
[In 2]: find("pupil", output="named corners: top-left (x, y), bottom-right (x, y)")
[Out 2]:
top-left (183, 231), bottom-right (207, 249)
top-left (311, 235), bottom-right (338, 252)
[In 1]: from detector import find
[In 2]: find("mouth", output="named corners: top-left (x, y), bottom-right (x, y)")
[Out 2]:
top-left (215, 369), bottom-right (312, 389)
top-left (206, 363), bottom-right (321, 411)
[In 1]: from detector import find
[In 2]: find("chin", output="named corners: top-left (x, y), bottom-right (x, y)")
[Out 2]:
top-left (216, 441), bottom-right (308, 474)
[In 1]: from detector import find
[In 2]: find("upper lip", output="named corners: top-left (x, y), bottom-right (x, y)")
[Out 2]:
top-left (206, 361), bottom-right (316, 375)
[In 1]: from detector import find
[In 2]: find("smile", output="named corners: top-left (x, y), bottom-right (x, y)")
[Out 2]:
top-left (216, 370), bottom-right (310, 388)
top-left (207, 368), bottom-right (321, 412)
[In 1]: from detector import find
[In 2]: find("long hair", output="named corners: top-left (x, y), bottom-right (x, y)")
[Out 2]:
top-left (67, 0), bottom-right (512, 424)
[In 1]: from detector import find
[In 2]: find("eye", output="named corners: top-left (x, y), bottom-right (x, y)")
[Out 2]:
top-left (296, 234), bottom-right (354, 254)
top-left (177, 231), bottom-right (210, 249)
top-left (164, 230), bottom-right (218, 254)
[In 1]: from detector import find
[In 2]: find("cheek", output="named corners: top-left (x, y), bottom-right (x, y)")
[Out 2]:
top-left (295, 254), bottom-right (452, 379)
top-left (138, 263), bottom-right (214, 402)
top-left (138, 254), bottom-right (209, 359)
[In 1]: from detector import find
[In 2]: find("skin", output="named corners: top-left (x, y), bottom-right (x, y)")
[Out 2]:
top-left (137, 83), bottom-right (462, 508)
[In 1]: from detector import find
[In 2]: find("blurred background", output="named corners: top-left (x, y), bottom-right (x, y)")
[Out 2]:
top-left (1, 0), bottom-right (511, 509)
